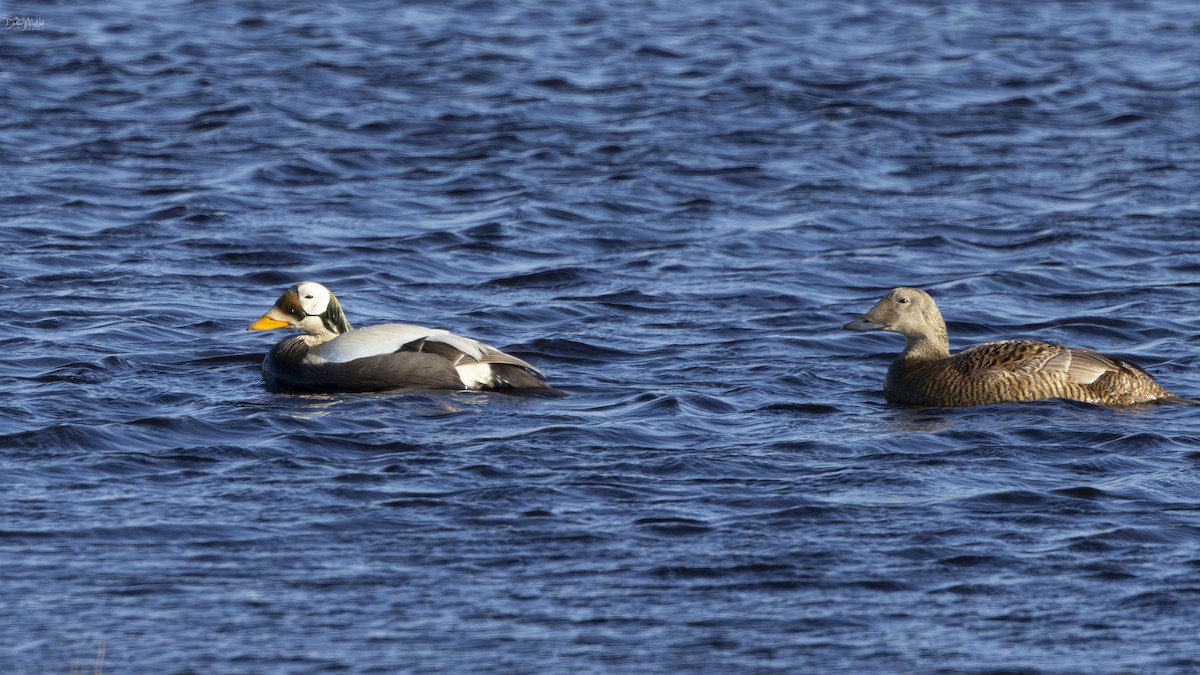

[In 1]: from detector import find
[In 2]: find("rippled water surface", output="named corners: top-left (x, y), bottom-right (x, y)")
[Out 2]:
top-left (4, 0), bottom-right (1200, 672)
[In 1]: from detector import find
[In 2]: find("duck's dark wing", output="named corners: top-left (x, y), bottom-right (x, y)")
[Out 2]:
top-left (399, 337), bottom-right (554, 391)
top-left (401, 337), bottom-right (545, 375)
top-left (953, 339), bottom-right (1121, 385)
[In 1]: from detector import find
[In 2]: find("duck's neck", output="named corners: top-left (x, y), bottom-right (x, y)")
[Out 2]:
top-left (300, 329), bottom-right (340, 346)
top-left (899, 329), bottom-right (950, 362)
top-left (295, 307), bottom-right (350, 345)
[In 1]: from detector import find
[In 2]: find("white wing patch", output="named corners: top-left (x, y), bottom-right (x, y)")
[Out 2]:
top-left (308, 323), bottom-right (489, 365)
top-left (454, 362), bottom-right (495, 389)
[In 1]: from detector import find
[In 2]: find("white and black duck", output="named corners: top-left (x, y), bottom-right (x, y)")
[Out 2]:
top-left (248, 282), bottom-right (554, 393)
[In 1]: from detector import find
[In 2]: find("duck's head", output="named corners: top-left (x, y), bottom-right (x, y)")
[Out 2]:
top-left (843, 287), bottom-right (945, 342)
top-left (248, 281), bottom-right (352, 340)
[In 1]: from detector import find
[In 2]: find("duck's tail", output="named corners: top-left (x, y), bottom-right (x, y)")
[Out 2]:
top-left (488, 363), bottom-right (567, 396)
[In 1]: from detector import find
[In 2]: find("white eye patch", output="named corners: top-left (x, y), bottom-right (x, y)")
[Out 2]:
top-left (294, 281), bottom-right (331, 316)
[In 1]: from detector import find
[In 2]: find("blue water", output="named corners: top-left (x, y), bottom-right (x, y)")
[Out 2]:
top-left (3, 0), bottom-right (1200, 672)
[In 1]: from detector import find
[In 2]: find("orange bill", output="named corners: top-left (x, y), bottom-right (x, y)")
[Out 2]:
top-left (247, 315), bottom-right (290, 330)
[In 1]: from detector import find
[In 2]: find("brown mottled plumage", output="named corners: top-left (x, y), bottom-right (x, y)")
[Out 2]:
top-left (843, 287), bottom-right (1175, 407)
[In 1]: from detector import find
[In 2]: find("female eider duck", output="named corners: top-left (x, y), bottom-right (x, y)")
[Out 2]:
top-left (247, 282), bottom-right (553, 393)
top-left (842, 287), bottom-right (1176, 407)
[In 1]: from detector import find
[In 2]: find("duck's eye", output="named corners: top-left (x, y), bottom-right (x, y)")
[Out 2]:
top-left (304, 294), bottom-right (314, 299)
top-left (898, 297), bottom-right (910, 304)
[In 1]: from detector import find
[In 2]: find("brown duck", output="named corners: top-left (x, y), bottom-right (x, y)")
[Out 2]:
top-left (843, 287), bottom-right (1176, 407)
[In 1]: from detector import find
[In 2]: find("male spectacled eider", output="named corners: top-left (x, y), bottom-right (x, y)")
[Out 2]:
top-left (247, 282), bottom-right (555, 393)
top-left (843, 287), bottom-right (1177, 407)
